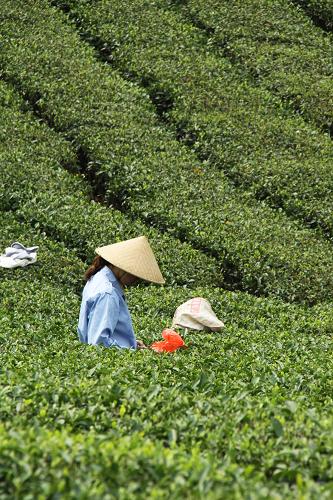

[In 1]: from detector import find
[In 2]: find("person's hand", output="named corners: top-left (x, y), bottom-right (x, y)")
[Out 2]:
top-left (137, 339), bottom-right (148, 350)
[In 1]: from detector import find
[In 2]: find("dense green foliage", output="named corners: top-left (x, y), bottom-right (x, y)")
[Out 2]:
top-left (1, 0), bottom-right (333, 496)
top-left (2, 229), bottom-right (333, 496)
top-left (50, 0), bottom-right (333, 239)
top-left (2, 233), bottom-right (333, 497)
top-left (181, 0), bottom-right (333, 130)
top-left (0, 82), bottom-right (219, 287)
top-left (295, 0), bottom-right (333, 31)
top-left (0, 212), bottom-right (85, 291)
top-left (1, 0), bottom-right (333, 302)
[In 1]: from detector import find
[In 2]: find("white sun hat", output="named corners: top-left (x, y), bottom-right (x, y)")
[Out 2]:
top-left (95, 235), bottom-right (165, 284)
top-left (172, 297), bottom-right (224, 332)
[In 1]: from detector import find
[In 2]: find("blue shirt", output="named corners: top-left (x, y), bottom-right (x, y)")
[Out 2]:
top-left (77, 266), bottom-right (137, 349)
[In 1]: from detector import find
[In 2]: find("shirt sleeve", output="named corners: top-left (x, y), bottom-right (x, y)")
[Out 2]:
top-left (87, 292), bottom-right (120, 347)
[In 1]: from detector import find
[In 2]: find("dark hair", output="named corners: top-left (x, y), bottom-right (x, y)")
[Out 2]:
top-left (84, 255), bottom-right (109, 281)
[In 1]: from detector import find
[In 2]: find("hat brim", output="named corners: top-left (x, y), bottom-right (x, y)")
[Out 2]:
top-left (95, 236), bottom-right (165, 285)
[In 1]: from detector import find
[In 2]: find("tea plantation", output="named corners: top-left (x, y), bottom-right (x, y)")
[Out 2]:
top-left (0, 0), bottom-right (333, 498)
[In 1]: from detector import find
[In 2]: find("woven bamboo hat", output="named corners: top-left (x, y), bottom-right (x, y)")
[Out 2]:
top-left (95, 236), bottom-right (165, 284)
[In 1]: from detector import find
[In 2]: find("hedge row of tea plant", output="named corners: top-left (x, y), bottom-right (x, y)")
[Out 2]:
top-left (0, 135), bottom-right (333, 498)
top-left (1, 227), bottom-right (333, 497)
top-left (1, 130), bottom-right (333, 494)
top-left (294, 0), bottom-right (333, 31)
top-left (4, 426), bottom-right (292, 499)
top-left (180, 0), bottom-right (333, 131)
top-left (1, 243), bottom-right (333, 497)
top-left (1, 1), bottom-right (333, 303)
top-left (0, 94), bottom-right (332, 304)
top-left (1, 152), bottom-right (333, 494)
top-left (0, 83), bottom-right (219, 288)
top-left (0, 212), bottom-right (85, 293)
top-left (1, 2), bottom-right (333, 497)
top-left (50, 0), bottom-right (333, 238)
top-left (1, 219), bottom-right (333, 495)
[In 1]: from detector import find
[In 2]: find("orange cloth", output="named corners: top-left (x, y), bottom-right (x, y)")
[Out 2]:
top-left (151, 329), bottom-right (186, 353)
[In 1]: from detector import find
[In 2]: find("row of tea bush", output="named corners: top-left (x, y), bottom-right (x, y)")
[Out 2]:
top-left (52, 0), bottom-right (333, 238)
top-left (295, 0), bottom-right (333, 31)
top-left (180, 0), bottom-right (333, 130)
top-left (1, 1), bottom-right (333, 302)
top-left (1, 211), bottom-right (333, 497)
top-left (0, 81), bottom-right (219, 287)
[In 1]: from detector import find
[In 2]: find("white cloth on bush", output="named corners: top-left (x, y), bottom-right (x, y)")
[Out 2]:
top-left (172, 297), bottom-right (224, 332)
top-left (0, 241), bottom-right (38, 269)
top-left (5, 242), bottom-right (39, 257)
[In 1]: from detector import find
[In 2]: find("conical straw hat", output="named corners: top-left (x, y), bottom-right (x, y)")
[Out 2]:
top-left (95, 236), bottom-right (165, 284)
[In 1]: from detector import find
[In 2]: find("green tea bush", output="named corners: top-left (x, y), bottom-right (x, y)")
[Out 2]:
top-left (2, 261), bottom-right (333, 451)
top-left (1, 1), bottom-right (333, 496)
top-left (49, 0), bottom-right (333, 239)
top-left (0, 83), bottom-right (220, 287)
top-left (3, 426), bottom-right (327, 499)
top-left (1, 204), bottom-right (333, 496)
top-left (0, 427), bottom-right (217, 499)
top-left (1, 261), bottom-right (333, 497)
top-left (0, 212), bottom-right (84, 292)
top-left (181, 0), bottom-right (333, 130)
top-left (1, 1), bottom-right (333, 303)
top-left (3, 425), bottom-right (333, 499)
top-left (294, 0), bottom-right (333, 31)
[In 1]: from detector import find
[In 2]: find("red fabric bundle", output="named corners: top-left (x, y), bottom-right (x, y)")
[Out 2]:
top-left (151, 329), bottom-right (186, 353)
